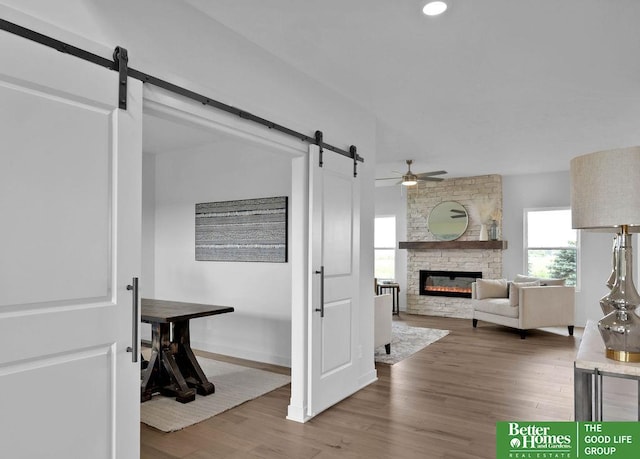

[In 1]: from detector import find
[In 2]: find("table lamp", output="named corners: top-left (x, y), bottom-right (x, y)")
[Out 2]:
top-left (570, 146), bottom-right (640, 362)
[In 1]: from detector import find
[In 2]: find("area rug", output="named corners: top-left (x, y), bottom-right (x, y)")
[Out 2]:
top-left (375, 321), bottom-right (449, 365)
top-left (140, 358), bottom-right (290, 432)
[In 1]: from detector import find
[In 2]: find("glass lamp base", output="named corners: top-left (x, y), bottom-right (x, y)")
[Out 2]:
top-left (599, 309), bottom-right (640, 362)
top-left (597, 228), bottom-right (640, 362)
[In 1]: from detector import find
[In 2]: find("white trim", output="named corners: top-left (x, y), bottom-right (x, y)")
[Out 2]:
top-left (286, 405), bottom-right (312, 423)
top-left (144, 86), bottom-right (306, 157)
top-left (287, 152), bottom-right (309, 423)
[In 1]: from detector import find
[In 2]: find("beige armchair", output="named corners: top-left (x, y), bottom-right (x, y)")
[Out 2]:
top-left (471, 277), bottom-right (575, 339)
top-left (375, 294), bottom-right (393, 353)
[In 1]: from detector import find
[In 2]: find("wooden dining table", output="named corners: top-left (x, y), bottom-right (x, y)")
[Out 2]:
top-left (140, 298), bottom-right (234, 403)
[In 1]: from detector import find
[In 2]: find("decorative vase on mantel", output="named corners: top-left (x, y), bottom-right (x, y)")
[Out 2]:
top-left (479, 223), bottom-right (488, 241)
top-left (488, 219), bottom-right (499, 241)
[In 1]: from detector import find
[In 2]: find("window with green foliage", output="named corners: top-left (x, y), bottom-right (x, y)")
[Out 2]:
top-left (524, 208), bottom-right (578, 286)
top-left (374, 216), bottom-right (396, 280)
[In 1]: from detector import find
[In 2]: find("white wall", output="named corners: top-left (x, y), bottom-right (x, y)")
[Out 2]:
top-left (502, 171), bottom-right (571, 278)
top-left (144, 141), bottom-right (292, 366)
top-left (374, 186), bottom-right (407, 310)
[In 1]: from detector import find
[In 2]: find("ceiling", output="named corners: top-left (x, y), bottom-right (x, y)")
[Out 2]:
top-left (147, 0), bottom-right (640, 181)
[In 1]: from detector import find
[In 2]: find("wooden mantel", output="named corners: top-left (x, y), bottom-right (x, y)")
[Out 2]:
top-left (399, 240), bottom-right (508, 250)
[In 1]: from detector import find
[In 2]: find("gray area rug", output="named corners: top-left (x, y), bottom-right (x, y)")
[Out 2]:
top-left (375, 321), bottom-right (450, 365)
top-left (140, 357), bottom-right (290, 432)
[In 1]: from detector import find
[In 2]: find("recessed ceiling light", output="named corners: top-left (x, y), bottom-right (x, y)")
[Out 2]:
top-left (423, 1), bottom-right (448, 16)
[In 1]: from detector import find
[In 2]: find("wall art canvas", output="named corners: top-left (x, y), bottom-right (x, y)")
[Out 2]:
top-left (195, 196), bottom-right (288, 262)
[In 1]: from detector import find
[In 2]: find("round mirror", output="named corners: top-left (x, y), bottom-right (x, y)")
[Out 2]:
top-left (428, 201), bottom-right (469, 241)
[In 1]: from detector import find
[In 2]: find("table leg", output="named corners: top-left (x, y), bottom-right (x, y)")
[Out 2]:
top-left (140, 349), bottom-right (159, 402)
top-left (141, 322), bottom-right (167, 402)
top-left (173, 320), bottom-right (216, 396)
top-left (574, 366), bottom-right (593, 421)
top-left (160, 348), bottom-right (197, 403)
top-left (394, 286), bottom-right (400, 315)
top-left (140, 322), bottom-right (197, 403)
top-left (594, 368), bottom-right (603, 421)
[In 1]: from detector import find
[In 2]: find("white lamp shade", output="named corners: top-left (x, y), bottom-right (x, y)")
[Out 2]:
top-left (570, 146), bottom-right (640, 230)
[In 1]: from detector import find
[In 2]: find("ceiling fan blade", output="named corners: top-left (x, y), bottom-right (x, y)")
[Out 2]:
top-left (379, 161), bottom-right (446, 185)
top-left (416, 170), bottom-right (447, 178)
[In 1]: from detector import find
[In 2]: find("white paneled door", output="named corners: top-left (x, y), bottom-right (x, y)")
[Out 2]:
top-left (308, 145), bottom-right (360, 417)
top-left (0, 32), bottom-right (142, 458)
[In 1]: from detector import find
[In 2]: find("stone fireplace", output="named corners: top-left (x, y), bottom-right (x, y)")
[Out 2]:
top-left (404, 174), bottom-right (504, 318)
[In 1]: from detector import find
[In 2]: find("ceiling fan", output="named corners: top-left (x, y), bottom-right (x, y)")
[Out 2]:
top-left (377, 160), bottom-right (447, 186)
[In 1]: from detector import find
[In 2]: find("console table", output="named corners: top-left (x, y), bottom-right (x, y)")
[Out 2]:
top-left (141, 298), bottom-right (234, 403)
top-left (574, 320), bottom-right (640, 421)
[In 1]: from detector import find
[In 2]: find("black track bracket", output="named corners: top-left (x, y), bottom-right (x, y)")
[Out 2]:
top-left (113, 46), bottom-right (128, 110)
top-left (315, 131), bottom-right (324, 167)
top-left (350, 145), bottom-right (358, 177)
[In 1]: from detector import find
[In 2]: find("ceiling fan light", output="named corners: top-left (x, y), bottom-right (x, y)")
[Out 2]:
top-left (423, 1), bottom-right (448, 16)
top-left (402, 174), bottom-right (418, 186)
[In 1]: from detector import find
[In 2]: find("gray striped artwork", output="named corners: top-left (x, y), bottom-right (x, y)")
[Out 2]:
top-left (195, 196), bottom-right (288, 262)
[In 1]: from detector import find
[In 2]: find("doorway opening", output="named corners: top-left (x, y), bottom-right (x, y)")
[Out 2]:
top-left (140, 90), bottom-right (306, 428)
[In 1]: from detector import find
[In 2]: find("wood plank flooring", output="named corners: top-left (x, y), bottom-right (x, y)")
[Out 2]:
top-left (141, 315), bottom-right (587, 458)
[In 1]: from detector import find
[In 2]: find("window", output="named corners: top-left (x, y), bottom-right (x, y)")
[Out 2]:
top-left (375, 216), bottom-right (396, 280)
top-left (524, 208), bottom-right (578, 286)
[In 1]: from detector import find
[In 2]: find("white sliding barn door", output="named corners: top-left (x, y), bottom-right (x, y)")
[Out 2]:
top-left (0, 32), bottom-right (142, 458)
top-left (308, 144), bottom-right (360, 417)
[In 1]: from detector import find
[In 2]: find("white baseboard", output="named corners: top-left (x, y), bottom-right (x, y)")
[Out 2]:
top-left (191, 340), bottom-right (291, 367)
top-left (286, 404), bottom-right (312, 423)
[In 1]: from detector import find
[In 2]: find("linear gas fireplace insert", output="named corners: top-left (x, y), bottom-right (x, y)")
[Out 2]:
top-left (419, 270), bottom-right (483, 298)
